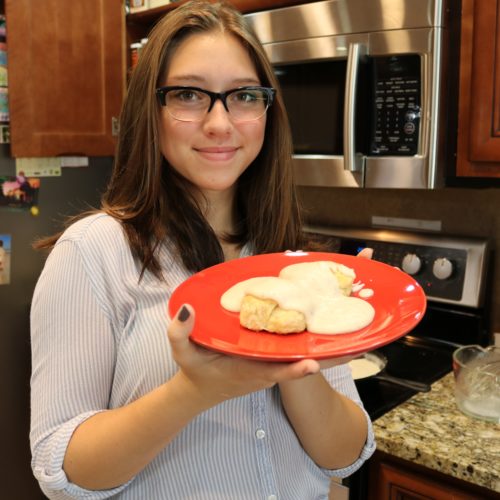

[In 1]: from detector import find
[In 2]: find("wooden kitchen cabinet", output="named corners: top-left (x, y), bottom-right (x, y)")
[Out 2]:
top-left (368, 451), bottom-right (499, 500)
top-left (5, 0), bottom-right (126, 157)
top-left (456, 0), bottom-right (500, 178)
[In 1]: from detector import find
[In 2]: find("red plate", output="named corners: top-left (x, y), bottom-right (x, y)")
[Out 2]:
top-left (168, 252), bottom-right (426, 361)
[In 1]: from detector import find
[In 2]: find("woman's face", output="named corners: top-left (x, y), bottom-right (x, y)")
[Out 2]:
top-left (159, 31), bottom-right (266, 197)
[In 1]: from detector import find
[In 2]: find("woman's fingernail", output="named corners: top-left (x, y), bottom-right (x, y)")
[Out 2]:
top-left (178, 305), bottom-right (190, 322)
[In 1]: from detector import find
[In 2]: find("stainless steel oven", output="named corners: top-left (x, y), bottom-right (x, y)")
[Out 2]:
top-left (304, 226), bottom-right (491, 498)
top-left (246, 0), bottom-right (459, 189)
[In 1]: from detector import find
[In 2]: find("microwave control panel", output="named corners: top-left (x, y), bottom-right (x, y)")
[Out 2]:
top-left (369, 55), bottom-right (421, 156)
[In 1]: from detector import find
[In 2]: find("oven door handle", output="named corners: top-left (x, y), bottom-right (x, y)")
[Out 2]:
top-left (374, 373), bottom-right (431, 393)
top-left (344, 42), bottom-right (366, 173)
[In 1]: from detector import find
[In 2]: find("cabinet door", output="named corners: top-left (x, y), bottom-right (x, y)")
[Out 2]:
top-left (456, 0), bottom-right (500, 177)
top-left (368, 452), bottom-right (498, 500)
top-left (6, 0), bottom-right (125, 157)
top-left (374, 461), bottom-right (477, 500)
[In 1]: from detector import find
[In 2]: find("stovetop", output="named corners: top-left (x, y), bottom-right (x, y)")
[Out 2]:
top-left (355, 335), bottom-right (454, 420)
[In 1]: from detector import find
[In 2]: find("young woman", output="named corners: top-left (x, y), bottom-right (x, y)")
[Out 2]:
top-left (30, 2), bottom-right (375, 498)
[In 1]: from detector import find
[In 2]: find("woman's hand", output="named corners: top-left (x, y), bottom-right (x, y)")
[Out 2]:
top-left (317, 354), bottom-right (358, 370)
top-left (167, 304), bottom-right (321, 408)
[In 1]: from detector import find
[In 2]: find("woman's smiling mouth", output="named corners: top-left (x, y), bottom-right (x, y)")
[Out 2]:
top-left (195, 146), bottom-right (239, 162)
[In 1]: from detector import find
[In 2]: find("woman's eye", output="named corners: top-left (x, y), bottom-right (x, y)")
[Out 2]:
top-left (235, 91), bottom-right (258, 103)
top-left (167, 89), bottom-right (206, 106)
top-left (174, 90), bottom-right (199, 102)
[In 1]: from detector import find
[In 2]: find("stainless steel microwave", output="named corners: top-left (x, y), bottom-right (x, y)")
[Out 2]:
top-left (245, 0), bottom-right (457, 189)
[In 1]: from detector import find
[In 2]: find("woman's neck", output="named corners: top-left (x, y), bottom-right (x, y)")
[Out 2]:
top-left (196, 187), bottom-right (241, 260)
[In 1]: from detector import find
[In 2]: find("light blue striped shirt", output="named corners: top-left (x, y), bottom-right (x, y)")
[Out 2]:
top-left (30, 213), bottom-right (375, 500)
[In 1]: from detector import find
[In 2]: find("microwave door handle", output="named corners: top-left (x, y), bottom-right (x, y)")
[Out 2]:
top-left (344, 43), bottom-right (366, 172)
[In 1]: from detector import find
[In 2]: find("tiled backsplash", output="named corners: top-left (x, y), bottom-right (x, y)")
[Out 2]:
top-left (298, 186), bottom-right (500, 337)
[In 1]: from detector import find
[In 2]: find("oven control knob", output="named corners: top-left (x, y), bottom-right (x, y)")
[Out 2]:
top-left (432, 258), bottom-right (453, 280)
top-left (401, 253), bottom-right (422, 275)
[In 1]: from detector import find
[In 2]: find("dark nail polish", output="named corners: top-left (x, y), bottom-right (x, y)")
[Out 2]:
top-left (178, 305), bottom-right (190, 322)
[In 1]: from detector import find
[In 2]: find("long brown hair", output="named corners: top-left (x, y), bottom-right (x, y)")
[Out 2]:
top-left (36, 1), bottom-right (306, 277)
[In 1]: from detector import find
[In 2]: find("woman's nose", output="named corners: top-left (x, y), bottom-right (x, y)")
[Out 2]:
top-left (202, 100), bottom-right (233, 134)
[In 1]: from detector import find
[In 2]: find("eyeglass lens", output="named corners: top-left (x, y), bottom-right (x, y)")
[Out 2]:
top-left (164, 88), bottom-right (270, 122)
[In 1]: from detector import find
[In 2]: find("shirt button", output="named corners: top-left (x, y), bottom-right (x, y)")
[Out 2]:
top-left (255, 429), bottom-right (266, 439)
top-left (267, 495), bottom-right (277, 500)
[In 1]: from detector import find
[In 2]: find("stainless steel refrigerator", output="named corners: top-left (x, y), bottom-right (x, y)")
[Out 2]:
top-left (0, 145), bottom-right (112, 499)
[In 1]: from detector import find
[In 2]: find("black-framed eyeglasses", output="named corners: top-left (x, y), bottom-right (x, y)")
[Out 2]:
top-left (155, 85), bottom-right (275, 123)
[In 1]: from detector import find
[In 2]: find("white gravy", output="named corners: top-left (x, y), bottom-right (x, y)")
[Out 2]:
top-left (220, 261), bottom-right (375, 334)
top-left (358, 288), bottom-right (374, 299)
top-left (348, 358), bottom-right (381, 379)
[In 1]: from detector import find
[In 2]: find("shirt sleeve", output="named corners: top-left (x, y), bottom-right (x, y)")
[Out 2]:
top-left (319, 364), bottom-right (376, 478)
top-left (30, 238), bottom-right (130, 499)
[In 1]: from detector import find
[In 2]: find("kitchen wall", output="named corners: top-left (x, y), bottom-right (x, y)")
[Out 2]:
top-left (298, 186), bottom-right (500, 337)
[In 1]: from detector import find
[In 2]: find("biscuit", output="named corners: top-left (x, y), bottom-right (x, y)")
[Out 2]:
top-left (240, 294), bottom-right (306, 334)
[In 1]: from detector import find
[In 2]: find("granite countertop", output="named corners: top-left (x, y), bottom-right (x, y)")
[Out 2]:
top-left (373, 372), bottom-right (500, 493)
